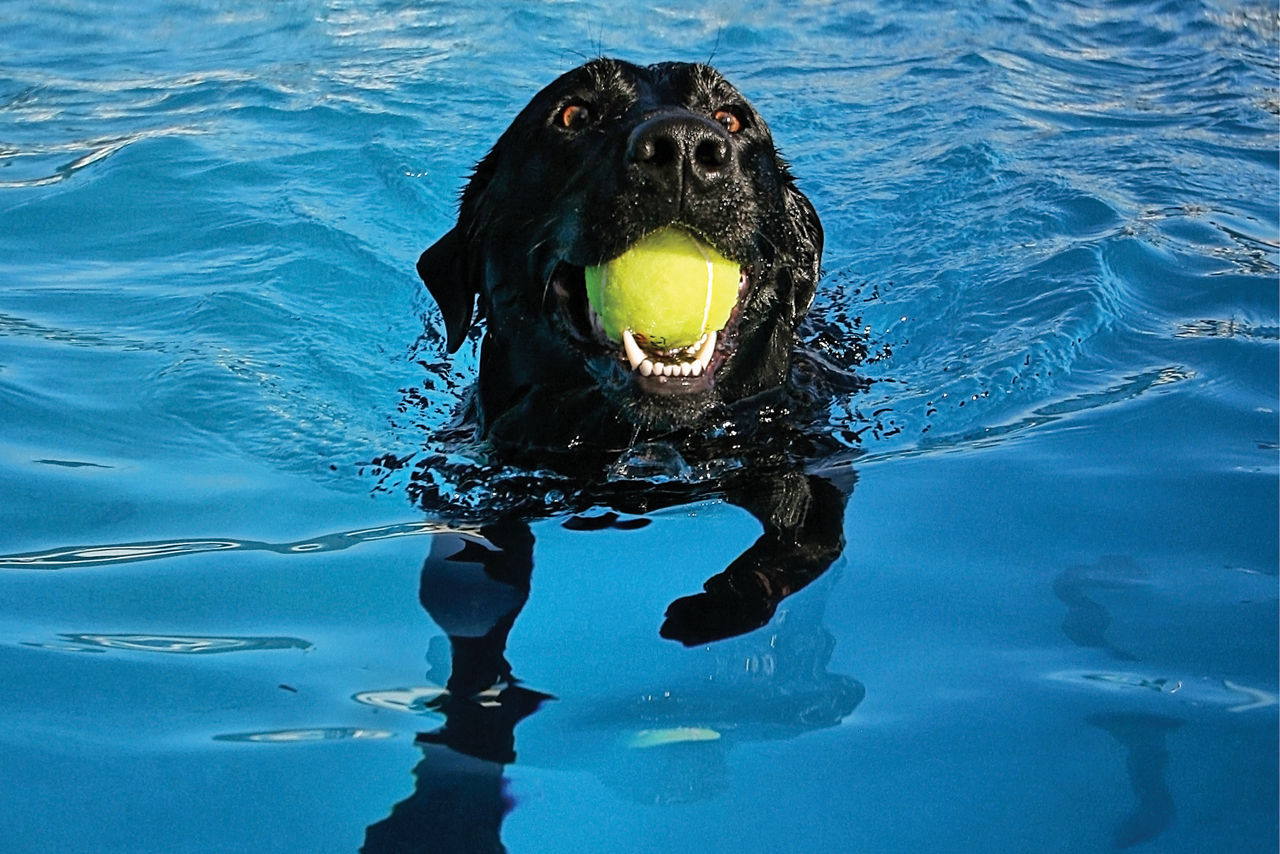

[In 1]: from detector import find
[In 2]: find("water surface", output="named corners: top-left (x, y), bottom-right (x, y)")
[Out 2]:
top-left (1, 1), bottom-right (1276, 852)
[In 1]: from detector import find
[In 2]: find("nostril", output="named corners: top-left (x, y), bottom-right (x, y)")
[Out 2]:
top-left (630, 132), bottom-right (677, 168)
top-left (651, 136), bottom-right (678, 167)
top-left (694, 136), bottom-right (728, 171)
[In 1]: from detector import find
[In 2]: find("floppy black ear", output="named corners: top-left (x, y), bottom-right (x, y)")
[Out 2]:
top-left (784, 182), bottom-right (824, 317)
top-left (417, 226), bottom-right (477, 354)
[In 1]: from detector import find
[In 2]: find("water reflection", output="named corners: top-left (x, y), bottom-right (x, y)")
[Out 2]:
top-left (362, 476), bottom-right (864, 849)
top-left (354, 686), bottom-right (449, 714)
top-left (0, 519), bottom-right (482, 570)
top-left (565, 602), bottom-right (865, 807)
top-left (1046, 669), bottom-right (1278, 713)
top-left (214, 727), bottom-right (394, 743)
top-left (27, 633), bottom-right (310, 654)
top-left (360, 520), bottom-right (552, 853)
top-left (0, 475), bottom-right (864, 850)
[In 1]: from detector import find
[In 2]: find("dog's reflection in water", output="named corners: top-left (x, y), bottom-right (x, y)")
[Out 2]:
top-left (362, 472), bottom-right (865, 853)
top-left (361, 521), bottom-right (543, 854)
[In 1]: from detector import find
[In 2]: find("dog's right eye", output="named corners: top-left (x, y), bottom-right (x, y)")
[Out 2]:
top-left (713, 109), bottom-right (743, 134)
top-left (557, 103), bottom-right (592, 131)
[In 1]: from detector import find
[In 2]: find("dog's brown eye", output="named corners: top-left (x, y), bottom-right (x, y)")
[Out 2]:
top-left (713, 109), bottom-right (742, 133)
top-left (558, 103), bottom-right (592, 130)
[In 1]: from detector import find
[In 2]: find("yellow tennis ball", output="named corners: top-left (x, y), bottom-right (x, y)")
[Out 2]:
top-left (585, 227), bottom-right (741, 350)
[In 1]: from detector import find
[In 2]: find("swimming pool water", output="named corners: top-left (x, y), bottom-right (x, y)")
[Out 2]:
top-left (1, 1), bottom-right (1276, 852)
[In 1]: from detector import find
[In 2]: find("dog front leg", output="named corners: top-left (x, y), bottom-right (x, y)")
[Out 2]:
top-left (660, 472), bottom-right (849, 646)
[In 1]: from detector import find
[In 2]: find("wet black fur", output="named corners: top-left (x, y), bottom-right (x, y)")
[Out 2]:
top-left (417, 58), bottom-right (823, 460)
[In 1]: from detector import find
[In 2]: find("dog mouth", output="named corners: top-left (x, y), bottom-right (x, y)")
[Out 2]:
top-left (548, 259), bottom-right (750, 395)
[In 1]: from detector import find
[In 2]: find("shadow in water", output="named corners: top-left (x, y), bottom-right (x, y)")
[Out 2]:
top-left (362, 471), bottom-right (864, 852)
top-left (1088, 713), bottom-right (1185, 849)
top-left (1055, 557), bottom-right (1187, 849)
top-left (1053, 556), bottom-right (1148, 662)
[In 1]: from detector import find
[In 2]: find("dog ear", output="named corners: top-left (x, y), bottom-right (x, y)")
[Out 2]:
top-left (419, 150), bottom-right (501, 354)
top-left (417, 226), bottom-right (477, 354)
top-left (784, 182), bottom-right (824, 317)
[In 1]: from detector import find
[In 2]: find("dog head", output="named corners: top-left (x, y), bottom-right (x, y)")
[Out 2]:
top-left (417, 58), bottom-right (823, 452)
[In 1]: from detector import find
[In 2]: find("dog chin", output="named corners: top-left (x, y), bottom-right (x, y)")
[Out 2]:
top-left (617, 387), bottom-right (721, 430)
top-left (580, 349), bottom-right (727, 428)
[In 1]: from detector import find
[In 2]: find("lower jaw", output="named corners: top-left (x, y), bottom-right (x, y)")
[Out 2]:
top-left (631, 370), bottom-right (714, 396)
top-left (617, 381), bottom-right (721, 430)
top-left (615, 329), bottom-right (733, 397)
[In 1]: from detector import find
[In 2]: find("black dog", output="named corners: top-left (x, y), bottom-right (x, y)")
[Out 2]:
top-left (366, 58), bottom-right (865, 851)
top-left (414, 57), bottom-right (857, 645)
top-left (418, 57), bottom-right (825, 458)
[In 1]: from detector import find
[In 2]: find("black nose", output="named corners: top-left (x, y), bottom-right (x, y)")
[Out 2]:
top-left (626, 112), bottom-right (733, 190)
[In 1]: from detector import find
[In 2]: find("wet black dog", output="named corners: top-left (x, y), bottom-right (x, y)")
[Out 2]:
top-left (371, 59), bottom-right (863, 850)
top-left (418, 58), bottom-right (824, 459)
top-left (415, 58), bottom-right (853, 646)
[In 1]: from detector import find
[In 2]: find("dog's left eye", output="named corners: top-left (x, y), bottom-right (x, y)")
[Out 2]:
top-left (558, 103), bottom-right (593, 131)
top-left (713, 109), bottom-right (742, 133)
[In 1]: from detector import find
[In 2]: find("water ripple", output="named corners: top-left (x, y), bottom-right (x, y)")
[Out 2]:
top-left (0, 129), bottom-right (199, 188)
top-left (0, 520), bottom-right (481, 571)
top-left (0, 0), bottom-right (1274, 496)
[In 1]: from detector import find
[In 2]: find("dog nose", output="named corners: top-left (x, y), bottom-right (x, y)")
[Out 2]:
top-left (626, 113), bottom-right (732, 188)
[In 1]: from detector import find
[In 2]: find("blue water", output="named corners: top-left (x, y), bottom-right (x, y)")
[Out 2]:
top-left (2, 1), bottom-right (1277, 852)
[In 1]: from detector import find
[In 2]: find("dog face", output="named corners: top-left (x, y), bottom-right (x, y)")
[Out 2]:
top-left (418, 58), bottom-right (822, 454)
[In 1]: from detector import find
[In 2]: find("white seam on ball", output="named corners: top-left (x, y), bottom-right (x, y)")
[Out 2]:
top-left (693, 238), bottom-right (714, 334)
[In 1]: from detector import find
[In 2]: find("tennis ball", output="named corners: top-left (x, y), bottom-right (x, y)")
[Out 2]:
top-left (585, 228), bottom-right (741, 350)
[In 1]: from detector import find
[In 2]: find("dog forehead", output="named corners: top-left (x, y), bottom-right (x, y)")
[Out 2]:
top-left (537, 58), bottom-right (744, 112)
top-left (644, 61), bottom-right (743, 105)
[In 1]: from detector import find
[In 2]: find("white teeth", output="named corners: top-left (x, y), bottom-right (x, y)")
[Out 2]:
top-left (695, 329), bottom-right (717, 366)
top-left (621, 328), bottom-right (646, 370)
top-left (619, 328), bottom-right (718, 379)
